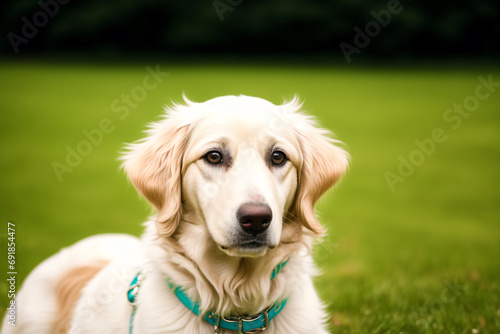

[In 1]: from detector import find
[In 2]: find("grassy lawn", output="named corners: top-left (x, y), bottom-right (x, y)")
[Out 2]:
top-left (1, 61), bottom-right (499, 333)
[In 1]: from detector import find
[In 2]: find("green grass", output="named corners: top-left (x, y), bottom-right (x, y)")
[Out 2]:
top-left (1, 61), bottom-right (499, 333)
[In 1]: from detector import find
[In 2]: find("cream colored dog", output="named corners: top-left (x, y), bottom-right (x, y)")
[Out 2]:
top-left (3, 95), bottom-right (348, 334)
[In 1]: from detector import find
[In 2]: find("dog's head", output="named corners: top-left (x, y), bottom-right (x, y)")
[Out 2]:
top-left (122, 95), bottom-right (348, 257)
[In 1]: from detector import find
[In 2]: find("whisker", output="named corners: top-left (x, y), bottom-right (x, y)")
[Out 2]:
top-left (284, 210), bottom-right (297, 220)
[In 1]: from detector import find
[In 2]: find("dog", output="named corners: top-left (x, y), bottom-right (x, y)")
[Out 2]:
top-left (3, 95), bottom-right (348, 334)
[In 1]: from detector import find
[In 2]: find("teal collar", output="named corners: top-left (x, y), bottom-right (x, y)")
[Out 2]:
top-left (128, 259), bottom-right (288, 333)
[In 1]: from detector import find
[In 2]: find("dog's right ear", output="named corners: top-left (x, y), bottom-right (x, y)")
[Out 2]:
top-left (121, 108), bottom-right (191, 238)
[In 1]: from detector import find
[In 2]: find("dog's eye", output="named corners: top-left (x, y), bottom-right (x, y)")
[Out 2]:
top-left (271, 150), bottom-right (287, 166)
top-left (204, 150), bottom-right (223, 164)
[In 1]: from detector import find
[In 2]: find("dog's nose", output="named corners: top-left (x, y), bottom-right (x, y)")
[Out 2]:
top-left (237, 203), bottom-right (272, 235)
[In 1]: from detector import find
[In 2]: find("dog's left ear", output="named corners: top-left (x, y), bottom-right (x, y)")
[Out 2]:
top-left (121, 114), bottom-right (190, 238)
top-left (287, 105), bottom-right (349, 235)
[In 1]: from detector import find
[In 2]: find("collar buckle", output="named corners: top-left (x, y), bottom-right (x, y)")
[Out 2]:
top-left (237, 310), bottom-right (269, 333)
top-left (262, 310), bottom-right (269, 330)
top-left (238, 317), bottom-right (243, 333)
top-left (213, 310), bottom-right (270, 334)
top-left (213, 314), bottom-right (220, 334)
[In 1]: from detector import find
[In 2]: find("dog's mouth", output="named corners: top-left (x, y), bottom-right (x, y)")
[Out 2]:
top-left (217, 239), bottom-right (276, 257)
top-left (239, 240), bottom-right (266, 248)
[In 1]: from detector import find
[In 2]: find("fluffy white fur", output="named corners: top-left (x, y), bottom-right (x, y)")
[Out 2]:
top-left (2, 95), bottom-right (348, 334)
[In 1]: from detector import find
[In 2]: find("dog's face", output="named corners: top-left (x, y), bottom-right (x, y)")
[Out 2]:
top-left (122, 96), bottom-right (348, 258)
top-left (181, 98), bottom-right (301, 257)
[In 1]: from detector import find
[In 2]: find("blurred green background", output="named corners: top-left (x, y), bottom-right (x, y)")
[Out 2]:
top-left (1, 0), bottom-right (500, 333)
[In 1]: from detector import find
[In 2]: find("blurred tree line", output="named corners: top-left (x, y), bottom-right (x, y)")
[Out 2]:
top-left (1, 0), bottom-right (498, 58)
